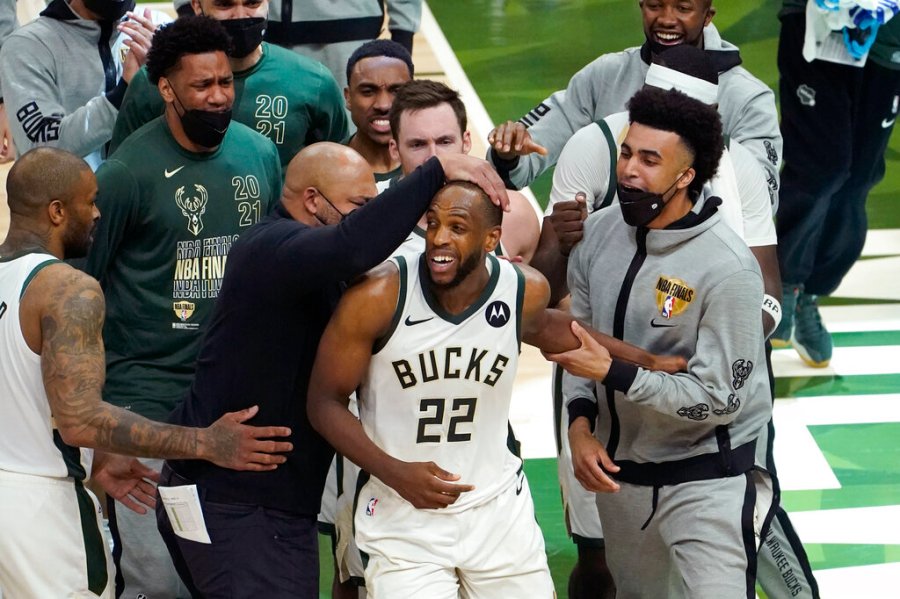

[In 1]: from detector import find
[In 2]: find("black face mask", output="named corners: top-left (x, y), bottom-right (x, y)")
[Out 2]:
top-left (83, 0), bottom-right (135, 21)
top-left (313, 189), bottom-right (348, 226)
top-left (220, 17), bottom-right (267, 58)
top-left (617, 174), bottom-right (684, 227)
top-left (171, 89), bottom-right (232, 149)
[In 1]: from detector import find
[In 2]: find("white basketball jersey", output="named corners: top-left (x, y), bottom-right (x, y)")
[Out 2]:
top-left (0, 252), bottom-right (92, 479)
top-left (359, 253), bottom-right (524, 513)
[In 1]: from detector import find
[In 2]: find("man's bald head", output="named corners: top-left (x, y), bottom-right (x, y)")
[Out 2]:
top-left (7, 147), bottom-right (93, 218)
top-left (282, 142), bottom-right (377, 225)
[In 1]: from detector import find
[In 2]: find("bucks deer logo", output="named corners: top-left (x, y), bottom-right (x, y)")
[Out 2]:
top-left (175, 184), bottom-right (208, 236)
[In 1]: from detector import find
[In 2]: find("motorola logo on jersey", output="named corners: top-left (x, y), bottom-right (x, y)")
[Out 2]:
top-left (485, 300), bottom-right (511, 328)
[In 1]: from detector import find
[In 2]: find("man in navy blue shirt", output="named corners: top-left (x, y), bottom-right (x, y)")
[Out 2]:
top-left (158, 141), bottom-right (507, 598)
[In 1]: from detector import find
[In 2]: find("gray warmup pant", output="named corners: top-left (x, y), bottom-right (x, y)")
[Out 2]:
top-left (107, 458), bottom-right (191, 599)
top-left (596, 472), bottom-right (773, 599)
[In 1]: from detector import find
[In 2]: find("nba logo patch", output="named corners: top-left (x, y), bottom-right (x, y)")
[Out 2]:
top-left (662, 295), bottom-right (675, 319)
top-left (366, 498), bottom-right (378, 516)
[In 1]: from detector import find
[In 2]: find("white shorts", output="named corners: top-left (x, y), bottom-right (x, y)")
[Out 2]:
top-left (354, 470), bottom-right (553, 598)
top-left (317, 396), bottom-right (365, 584)
top-left (319, 453), bottom-right (366, 584)
top-left (554, 364), bottom-right (605, 545)
top-left (0, 469), bottom-right (114, 598)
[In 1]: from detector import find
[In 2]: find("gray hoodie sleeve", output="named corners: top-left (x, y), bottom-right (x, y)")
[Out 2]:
top-left (618, 267), bottom-right (764, 426)
top-left (718, 71), bottom-right (782, 212)
top-left (0, 33), bottom-right (119, 158)
top-left (0, 0), bottom-right (16, 55)
top-left (387, 0), bottom-right (421, 47)
top-left (562, 232), bottom-right (602, 418)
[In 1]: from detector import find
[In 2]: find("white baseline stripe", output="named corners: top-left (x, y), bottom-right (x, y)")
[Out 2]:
top-left (819, 304), bottom-right (900, 333)
top-left (420, 2), bottom-right (544, 220)
top-left (773, 345), bottom-right (900, 378)
top-left (790, 505), bottom-right (900, 545)
top-left (813, 563), bottom-right (900, 599)
top-left (775, 394), bottom-right (900, 426)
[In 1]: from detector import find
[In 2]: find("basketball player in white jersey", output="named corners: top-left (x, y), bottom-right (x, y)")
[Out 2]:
top-left (308, 180), bottom-right (685, 596)
top-left (0, 147), bottom-right (292, 598)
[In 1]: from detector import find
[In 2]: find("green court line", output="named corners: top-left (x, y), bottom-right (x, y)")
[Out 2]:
top-left (828, 330), bottom-right (900, 347)
top-left (819, 296), bottom-right (900, 307)
top-left (775, 373), bottom-right (900, 398)
top-left (803, 544), bottom-right (900, 570)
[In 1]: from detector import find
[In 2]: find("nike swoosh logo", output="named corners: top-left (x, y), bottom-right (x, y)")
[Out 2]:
top-left (165, 165), bottom-right (185, 178)
top-left (882, 118), bottom-right (896, 129)
top-left (404, 316), bottom-right (434, 326)
top-left (650, 319), bottom-right (677, 328)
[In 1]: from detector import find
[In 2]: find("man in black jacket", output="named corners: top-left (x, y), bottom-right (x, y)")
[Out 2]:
top-left (157, 141), bottom-right (507, 598)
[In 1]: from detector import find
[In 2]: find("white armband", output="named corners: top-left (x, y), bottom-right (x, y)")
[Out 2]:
top-left (762, 293), bottom-right (782, 331)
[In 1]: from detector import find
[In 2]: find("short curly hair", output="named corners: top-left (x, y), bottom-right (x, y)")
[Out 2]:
top-left (146, 16), bottom-right (231, 84)
top-left (627, 86), bottom-right (723, 195)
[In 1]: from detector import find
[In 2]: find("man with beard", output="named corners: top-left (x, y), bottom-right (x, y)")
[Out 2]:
top-left (0, 0), bottom-right (157, 168)
top-left (110, 0), bottom-right (349, 169)
top-left (546, 87), bottom-right (774, 598)
top-left (84, 16), bottom-right (282, 597)
top-left (486, 0), bottom-right (781, 210)
top-left (307, 180), bottom-right (684, 596)
top-left (157, 144), bottom-right (512, 597)
top-left (0, 148), bottom-right (292, 598)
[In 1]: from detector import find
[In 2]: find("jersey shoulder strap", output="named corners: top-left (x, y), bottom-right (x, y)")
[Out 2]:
top-left (594, 118), bottom-right (620, 211)
top-left (373, 255), bottom-right (410, 354)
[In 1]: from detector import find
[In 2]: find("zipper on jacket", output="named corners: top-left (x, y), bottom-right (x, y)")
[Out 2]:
top-left (605, 227), bottom-right (648, 458)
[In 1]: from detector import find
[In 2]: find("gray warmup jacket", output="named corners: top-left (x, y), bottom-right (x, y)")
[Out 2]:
top-left (266, 0), bottom-right (421, 50)
top-left (0, 0), bottom-right (126, 167)
top-left (490, 25), bottom-right (782, 209)
top-left (565, 199), bottom-right (771, 484)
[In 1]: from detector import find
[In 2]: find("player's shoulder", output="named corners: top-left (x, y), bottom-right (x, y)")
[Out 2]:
top-left (27, 261), bottom-right (103, 311)
top-left (588, 45), bottom-right (643, 70)
top-left (704, 215), bottom-right (760, 273)
top-left (0, 17), bottom-right (56, 57)
top-left (224, 120), bottom-right (279, 155)
top-left (718, 63), bottom-right (772, 97)
top-left (262, 42), bottom-right (337, 80)
top-left (110, 117), bottom-right (167, 158)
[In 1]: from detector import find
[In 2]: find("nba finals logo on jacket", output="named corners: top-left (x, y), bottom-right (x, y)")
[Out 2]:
top-left (655, 276), bottom-right (695, 319)
top-left (175, 184), bottom-right (209, 236)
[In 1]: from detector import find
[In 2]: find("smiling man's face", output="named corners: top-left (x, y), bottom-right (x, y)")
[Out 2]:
top-left (639, 0), bottom-right (714, 52)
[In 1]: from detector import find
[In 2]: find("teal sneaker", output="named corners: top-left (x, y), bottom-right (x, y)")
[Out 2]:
top-left (791, 292), bottom-right (833, 368)
top-left (770, 284), bottom-right (800, 348)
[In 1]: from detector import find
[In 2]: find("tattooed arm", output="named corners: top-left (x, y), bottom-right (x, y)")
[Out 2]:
top-left (34, 265), bottom-right (293, 471)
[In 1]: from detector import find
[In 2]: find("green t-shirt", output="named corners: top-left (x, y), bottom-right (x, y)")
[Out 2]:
top-left (110, 43), bottom-right (349, 169)
top-left (870, 17), bottom-right (900, 70)
top-left (781, 0), bottom-right (806, 15)
top-left (87, 117), bottom-right (282, 419)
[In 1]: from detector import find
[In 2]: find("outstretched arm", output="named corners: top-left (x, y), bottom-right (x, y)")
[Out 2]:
top-left (307, 263), bottom-right (475, 510)
top-left (517, 263), bottom-right (686, 372)
top-left (36, 265), bottom-right (292, 471)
